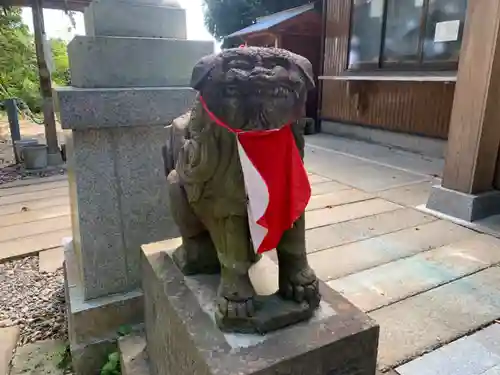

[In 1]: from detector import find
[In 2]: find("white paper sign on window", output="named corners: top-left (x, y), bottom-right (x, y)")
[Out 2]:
top-left (415, 0), bottom-right (424, 7)
top-left (434, 20), bottom-right (461, 43)
top-left (369, 0), bottom-right (384, 18)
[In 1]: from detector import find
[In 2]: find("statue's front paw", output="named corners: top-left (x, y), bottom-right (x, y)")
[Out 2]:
top-left (279, 266), bottom-right (321, 309)
top-left (217, 296), bottom-right (256, 318)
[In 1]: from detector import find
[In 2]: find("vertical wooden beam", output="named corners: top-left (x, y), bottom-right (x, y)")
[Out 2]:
top-left (32, 0), bottom-right (60, 157)
top-left (442, 0), bottom-right (500, 194)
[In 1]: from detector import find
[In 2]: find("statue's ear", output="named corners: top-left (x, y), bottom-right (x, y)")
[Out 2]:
top-left (190, 54), bottom-right (218, 91)
top-left (289, 53), bottom-right (315, 91)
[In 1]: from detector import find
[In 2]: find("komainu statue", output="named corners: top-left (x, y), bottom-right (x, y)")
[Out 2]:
top-left (162, 47), bottom-right (321, 334)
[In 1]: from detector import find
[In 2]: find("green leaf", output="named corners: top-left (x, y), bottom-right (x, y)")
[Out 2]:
top-left (117, 325), bottom-right (133, 336)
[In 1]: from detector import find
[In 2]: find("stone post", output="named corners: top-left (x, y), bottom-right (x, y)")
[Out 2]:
top-left (55, 1), bottom-right (213, 373)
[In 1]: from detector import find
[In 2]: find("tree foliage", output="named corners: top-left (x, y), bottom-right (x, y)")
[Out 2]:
top-left (0, 7), bottom-right (70, 112)
top-left (203, 0), bottom-right (313, 46)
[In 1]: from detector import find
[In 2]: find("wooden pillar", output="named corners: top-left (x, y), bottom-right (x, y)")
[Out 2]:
top-left (32, 0), bottom-right (60, 158)
top-left (442, 0), bottom-right (500, 194)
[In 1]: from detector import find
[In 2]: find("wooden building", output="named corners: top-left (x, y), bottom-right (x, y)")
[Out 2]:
top-left (227, 3), bottom-right (323, 121)
top-left (319, 0), bottom-right (467, 145)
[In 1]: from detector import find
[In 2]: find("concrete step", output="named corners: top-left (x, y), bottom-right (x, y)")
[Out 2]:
top-left (0, 326), bottom-right (19, 375)
top-left (118, 332), bottom-right (150, 375)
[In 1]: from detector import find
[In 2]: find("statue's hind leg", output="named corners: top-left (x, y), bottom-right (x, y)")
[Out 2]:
top-left (167, 170), bottom-right (220, 275)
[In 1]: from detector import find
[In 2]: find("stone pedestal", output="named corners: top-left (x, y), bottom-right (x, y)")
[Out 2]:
top-left (426, 185), bottom-right (500, 222)
top-left (55, 1), bottom-right (214, 373)
top-left (140, 240), bottom-right (380, 375)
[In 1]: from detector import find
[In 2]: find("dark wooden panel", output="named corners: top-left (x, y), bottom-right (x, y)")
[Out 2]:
top-left (321, 80), bottom-right (454, 139)
top-left (320, 0), bottom-right (455, 139)
top-left (281, 34), bottom-right (322, 119)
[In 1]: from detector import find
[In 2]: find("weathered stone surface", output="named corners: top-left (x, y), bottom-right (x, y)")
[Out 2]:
top-left (64, 243), bottom-right (144, 375)
top-left (376, 181), bottom-right (433, 208)
top-left (372, 267), bottom-right (500, 369)
top-left (55, 87), bottom-right (197, 130)
top-left (306, 188), bottom-right (373, 211)
top-left (427, 185), bottom-right (500, 222)
top-left (308, 173), bottom-right (331, 185)
top-left (39, 247), bottom-right (65, 273)
top-left (309, 219), bottom-right (475, 282)
top-left (119, 332), bottom-right (150, 375)
top-left (64, 239), bottom-right (144, 341)
top-left (84, 0), bottom-right (187, 39)
top-left (306, 208), bottom-right (436, 253)
top-left (0, 326), bottom-right (19, 375)
top-left (311, 180), bottom-right (351, 195)
top-left (9, 339), bottom-right (65, 375)
top-left (304, 144), bottom-right (432, 192)
top-left (66, 125), bottom-right (178, 299)
top-left (68, 36), bottom-right (214, 88)
top-left (142, 248), bottom-right (379, 375)
top-left (305, 198), bottom-right (402, 230)
top-left (329, 233), bottom-right (500, 312)
top-left (397, 324), bottom-right (500, 375)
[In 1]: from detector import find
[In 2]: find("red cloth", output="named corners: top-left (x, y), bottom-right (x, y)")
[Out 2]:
top-left (199, 96), bottom-right (311, 253)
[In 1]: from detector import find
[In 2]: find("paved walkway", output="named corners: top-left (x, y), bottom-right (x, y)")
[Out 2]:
top-left (305, 134), bottom-right (500, 374)
top-left (1, 133), bottom-right (500, 374)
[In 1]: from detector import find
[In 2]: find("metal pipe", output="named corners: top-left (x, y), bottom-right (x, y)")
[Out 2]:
top-left (4, 98), bottom-right (21, 164)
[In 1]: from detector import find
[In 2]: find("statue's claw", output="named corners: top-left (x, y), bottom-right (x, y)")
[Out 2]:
top-left (217, 297), bottom-right (256, 318)
top-left (279, 266), bottom-right (320, 309)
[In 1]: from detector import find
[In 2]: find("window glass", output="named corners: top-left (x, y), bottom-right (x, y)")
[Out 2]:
top-left (348, 0), bottom-right (384, 69)
top-left (383, 0), bottom-right (425, 64)
top-left (423, 0), bottom-right (467, 62)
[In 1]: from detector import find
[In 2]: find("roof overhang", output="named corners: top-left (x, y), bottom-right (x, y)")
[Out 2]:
top-left (226, 2), bottom-right (316, 39)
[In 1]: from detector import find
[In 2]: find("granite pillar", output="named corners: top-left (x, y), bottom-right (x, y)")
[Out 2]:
top-left (55, 1), bottom-right (214, 373)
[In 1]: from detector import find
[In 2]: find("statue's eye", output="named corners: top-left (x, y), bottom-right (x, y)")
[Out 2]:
top-left (228, 60), bottom-right (251, 70)
top-left (225, 86), bottom-right (238, 96)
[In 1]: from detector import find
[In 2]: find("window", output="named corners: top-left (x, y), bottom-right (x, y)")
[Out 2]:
top-left (348, 0), bottom-right (468, 70)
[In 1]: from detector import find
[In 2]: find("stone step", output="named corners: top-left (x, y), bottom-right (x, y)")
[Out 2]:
top-left (118, 332), bottom-right (150, 375)
top-left (68, 36), bottom-right (213, 88)
top-left (55, 86), bottom-right (196, 129)
top-left (0, 326), bottom-right (19, 375)
top-left (309, 219), bottom-right (475, 281)
top-left (305, 198), bottom-right (402, 230)
top-left (307, 188), bottom-right (373, 212)
top-left (306, 207), bottom-right (436, 253)
top-left (329, 233), bottom-right (500, 312)
top-left (85, 1), bottom-right (187, 39)
top-left (372, 266), bottom-right (500, 370)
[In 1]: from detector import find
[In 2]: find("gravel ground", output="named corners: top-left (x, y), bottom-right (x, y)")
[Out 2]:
top-left (0, 256), bottom-right (67, 346)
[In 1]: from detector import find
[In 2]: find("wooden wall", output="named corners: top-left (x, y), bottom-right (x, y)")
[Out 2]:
top-left (321, 0), bottom-right (456, 139)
